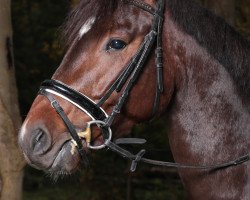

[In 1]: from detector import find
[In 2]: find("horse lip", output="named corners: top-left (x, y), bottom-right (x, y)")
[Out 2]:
top-left (48, 136), bottom-right (89, 172)
top-left (48, 139), bottom-right (72, 169)
top-left (46, 126), bottom-right (103, 172)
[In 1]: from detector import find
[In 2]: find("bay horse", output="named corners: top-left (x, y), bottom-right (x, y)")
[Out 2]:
top-left (19, 0), bottom-right (250, 199)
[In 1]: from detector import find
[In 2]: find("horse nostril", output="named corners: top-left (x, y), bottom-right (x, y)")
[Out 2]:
top-left (35, 129), bottom-right (45, 142)
top-left (31, 128), bottom-right (51, 155)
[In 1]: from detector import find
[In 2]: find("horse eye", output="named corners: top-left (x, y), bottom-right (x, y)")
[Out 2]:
top-left (106, 39), bottom-right (127, 51)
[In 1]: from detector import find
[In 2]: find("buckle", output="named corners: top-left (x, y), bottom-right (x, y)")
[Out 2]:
top-left (77, 120), bottom-right (112, 150)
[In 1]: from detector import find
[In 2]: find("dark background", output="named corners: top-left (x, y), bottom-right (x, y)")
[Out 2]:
top-left (12, 0), bottom-right (250, 199)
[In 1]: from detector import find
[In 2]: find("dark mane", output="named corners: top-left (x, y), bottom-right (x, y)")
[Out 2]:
top-left (61, 0), bottom-right (119, 48)
top-left (167, 0), bottom-right (250, 96)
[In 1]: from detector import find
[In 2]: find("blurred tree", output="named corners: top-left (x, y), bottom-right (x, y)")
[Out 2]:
top-left (0, 0), bottom-right (26, 200)
top-left (236, 0), bottom-right (250, 39)
top-left (201, 0), bottom-right (236, 25)
top-left (13, 0), bottom-right (70, 116)
top-left (71, 0), bottom-right (79, 6)
top-left (198, 0), bottom-right (250, 39)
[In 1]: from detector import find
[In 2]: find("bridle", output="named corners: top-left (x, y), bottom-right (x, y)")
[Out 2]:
top-left (39, 0), bottom-right (249, 171)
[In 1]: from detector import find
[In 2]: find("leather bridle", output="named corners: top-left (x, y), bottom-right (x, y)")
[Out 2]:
top-left (39, 0), bottom-right (249, 171)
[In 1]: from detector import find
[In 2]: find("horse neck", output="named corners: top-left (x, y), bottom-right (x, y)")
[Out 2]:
top-left (167, 41), bottom-right (250, 161)
top-left (164, 0), bottom-right (250, 163)
top-left (162, 0), bottom-right (250, 199)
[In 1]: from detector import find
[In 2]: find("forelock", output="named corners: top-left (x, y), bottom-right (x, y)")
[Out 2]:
top-left (61, 0), bottom-right (120, 48)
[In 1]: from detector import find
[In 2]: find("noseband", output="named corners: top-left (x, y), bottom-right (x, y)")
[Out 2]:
top-left (39, 0), bottom-right (249, 171)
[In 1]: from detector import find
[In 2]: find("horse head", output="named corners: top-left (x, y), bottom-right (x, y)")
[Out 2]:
top-left (19, 0), bottom-right (174, 175)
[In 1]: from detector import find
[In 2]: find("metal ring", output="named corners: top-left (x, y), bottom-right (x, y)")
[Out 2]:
top-left (86, 120), bottom-right (112, 150)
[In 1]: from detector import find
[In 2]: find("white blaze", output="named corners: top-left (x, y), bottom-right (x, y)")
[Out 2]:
top-left (79, 17), bottom-right (96, 37)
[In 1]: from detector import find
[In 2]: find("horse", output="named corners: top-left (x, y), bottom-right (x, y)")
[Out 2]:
top-left (18, 0), bottom-right (250, 199)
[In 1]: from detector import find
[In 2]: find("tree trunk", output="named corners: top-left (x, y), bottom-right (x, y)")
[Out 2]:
top-left (0, 0), bottom-right (26, 200)
top-left (201, 0), bottom-right (236, 26)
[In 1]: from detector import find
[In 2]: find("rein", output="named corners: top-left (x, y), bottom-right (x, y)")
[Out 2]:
top-left (39, 0), bottom-right (249, 171)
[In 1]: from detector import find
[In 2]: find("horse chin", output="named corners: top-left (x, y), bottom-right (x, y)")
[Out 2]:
top-left (46, 128), bottom-right (105, 179)
top-left (47, 140), bottom-right (85, 179)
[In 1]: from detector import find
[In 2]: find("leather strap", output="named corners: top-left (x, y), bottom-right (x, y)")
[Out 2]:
top-left (114, 138), bottom-right (147, 145)
top-left (105, 140), bottom-right (250, 172)
top-left (41, 79), bottom-right (107, 120)
top-left (104, 30), bottom-right (158, 127)
top-left (152, 0), bottom-right (165, 117)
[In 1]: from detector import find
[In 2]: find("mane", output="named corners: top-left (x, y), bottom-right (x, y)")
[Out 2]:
top-left (61, 0), bottom-right (119, 48)
top-left (167, 0), bottom-right (250, 96)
